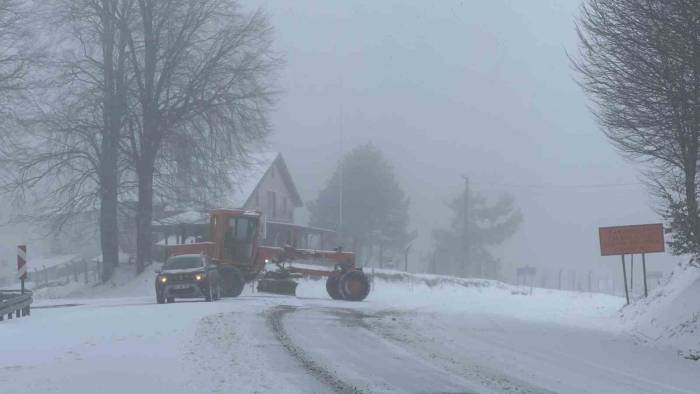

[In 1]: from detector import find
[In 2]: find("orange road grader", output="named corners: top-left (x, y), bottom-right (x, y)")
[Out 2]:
top-left (167, 209), bottom-right (371, 301)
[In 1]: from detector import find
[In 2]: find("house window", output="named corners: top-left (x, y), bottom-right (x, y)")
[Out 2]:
top-left (267, 191), bottom-right (276, 217)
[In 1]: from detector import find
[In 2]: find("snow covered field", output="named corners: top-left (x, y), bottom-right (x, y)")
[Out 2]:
top-left (1, 267), bottom-right (699, 393)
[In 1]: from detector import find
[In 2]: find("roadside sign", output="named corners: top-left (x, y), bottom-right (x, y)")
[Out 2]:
top-left (17, 245), bottom-right (27, 294)
top-left (598, 223), bottom-right (665, 305)
top-left (598, 223), bottom-right (664, 256)
top-left (17, 245), bottom-right (27, 280)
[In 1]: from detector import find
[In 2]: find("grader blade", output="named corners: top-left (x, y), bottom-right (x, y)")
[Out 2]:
top-left (257, 267), bottom-right (302, 296)
top-left (257, 278), bottom-right (298, 296)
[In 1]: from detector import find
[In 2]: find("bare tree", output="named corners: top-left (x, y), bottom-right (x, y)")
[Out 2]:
top-left (0, 0), bottom-right (26, 101)
top-left (121, 0), bottom-right (279, 272)
top-left (0, 0), bottom-right (132, 280)
top-left (573, 0), bottom-right (700, 257)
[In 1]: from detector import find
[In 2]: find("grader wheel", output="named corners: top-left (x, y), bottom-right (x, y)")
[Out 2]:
top-left (219, 266), bottom-right (245, 297)
top-left (338, 270), bottom-right (370, 301)
top-left (325, 275), bottom-right (342, 300)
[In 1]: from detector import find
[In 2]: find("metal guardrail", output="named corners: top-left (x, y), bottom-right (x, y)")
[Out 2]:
top-left (0, 290), bottom-right (33, 321)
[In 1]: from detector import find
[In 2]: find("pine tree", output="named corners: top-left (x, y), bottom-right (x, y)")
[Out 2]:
top-left (432, 189), bottom-right (522, 279)
top-left (308, 143), bottom-right (414, 265)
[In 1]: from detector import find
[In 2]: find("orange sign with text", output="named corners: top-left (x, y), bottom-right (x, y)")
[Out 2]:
top-left (598, 223), bottom-right (665, 256)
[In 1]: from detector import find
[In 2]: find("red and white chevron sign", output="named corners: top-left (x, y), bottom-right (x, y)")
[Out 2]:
top-left (17, 244), bottom-right (27, 280)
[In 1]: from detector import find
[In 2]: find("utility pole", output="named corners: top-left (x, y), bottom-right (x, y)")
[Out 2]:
top-left (461, 175), bottom-right (470, 277)
top-left (337, 103), bottom-right (344, 246)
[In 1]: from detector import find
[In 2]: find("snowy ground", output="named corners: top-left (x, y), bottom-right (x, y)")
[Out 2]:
top-left (1, 267), bottom-right (699, 394)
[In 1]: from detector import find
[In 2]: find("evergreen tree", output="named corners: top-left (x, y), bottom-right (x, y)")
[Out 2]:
top-left (431, 189), bottom-right (522, 279)
top-left (308, 143), bottom-right (413, 265)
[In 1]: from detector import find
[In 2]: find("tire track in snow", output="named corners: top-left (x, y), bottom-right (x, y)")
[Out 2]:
top-left (267, 305), bottom-right (365, 394)
top-left (356, 309), bottom-right (552, 394)
top-left (274, 305), bottom-right (482, 394)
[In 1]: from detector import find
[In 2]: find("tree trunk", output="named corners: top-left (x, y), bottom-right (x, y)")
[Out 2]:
top-left (99, 145), bottom-right (119, 281)
top-left (98, 0), bottom-right (120, 282)
top-left (684, 146), bottom-right (699, 249)
top-left (135, 159), bottom-right (155, 273)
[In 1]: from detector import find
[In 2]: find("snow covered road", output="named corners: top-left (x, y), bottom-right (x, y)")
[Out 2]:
top-left (1, 280), bottom-right (699, 393)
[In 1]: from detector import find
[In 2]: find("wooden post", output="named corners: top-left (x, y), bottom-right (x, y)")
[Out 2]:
top-left (621, 254), bottom-right (629, 305)
top-left (630, 254), bottom-right (634, 291)
top-left (558, 269), bottom-right (562, 290)
top-left (642, 253), bottom-right (648, 298)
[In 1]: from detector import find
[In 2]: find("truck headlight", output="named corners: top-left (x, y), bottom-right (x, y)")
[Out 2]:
top-left (195, 274), bottom-right (204, 281)
top-left (159, 276), bottom-right (167, 283)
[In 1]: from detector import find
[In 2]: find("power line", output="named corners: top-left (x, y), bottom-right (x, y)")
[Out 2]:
top-left (472, 181), bottom-right (644, 190)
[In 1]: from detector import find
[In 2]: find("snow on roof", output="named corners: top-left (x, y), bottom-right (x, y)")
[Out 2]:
top-left (155, 236), bottom-right (198, 246)
top-left (154, 152), bottom-right (302, 227)
top-left (229, 152), bottom-right (280, 207)
top-left (92, 251), bottom-right (132, 264)
top-left (152, 209), bottom-right (208, 226)
top-left (30, 254), bottom-right (81, 269)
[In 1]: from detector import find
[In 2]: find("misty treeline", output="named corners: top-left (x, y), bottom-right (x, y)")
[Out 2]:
top-left (574, 0), bottom-right (700, 262)
top-left (0, 0), bottom-right (280, 280)
top-left (431, 189), bottom-right (522, 279)
top-left (308, 143), bottom-right (521, 279)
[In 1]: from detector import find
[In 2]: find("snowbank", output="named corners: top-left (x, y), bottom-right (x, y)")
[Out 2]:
top-left (296, 269), bottom-right (625, 331)
top-left (31, 263), bottom-right (156, 300)
top-left (621, 262), bottom-right (700, 358)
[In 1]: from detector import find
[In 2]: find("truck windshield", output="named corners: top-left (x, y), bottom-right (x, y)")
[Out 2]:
top-left (163, 256), bottom-right (203, 270)
top-left (224, 216), bottom-right (258, 262)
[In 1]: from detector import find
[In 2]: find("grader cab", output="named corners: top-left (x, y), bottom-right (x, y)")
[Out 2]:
top-left (167, 209), bottom-right (371, 301)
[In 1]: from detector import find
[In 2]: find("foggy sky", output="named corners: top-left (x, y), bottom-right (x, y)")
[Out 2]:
top-left (256, 0), bottom-right (681, 280)
top-left (0, 1), bottom-right (680, 283)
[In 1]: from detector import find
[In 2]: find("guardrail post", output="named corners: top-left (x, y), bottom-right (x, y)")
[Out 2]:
top-left (1, 290), bottom-right (33, 322)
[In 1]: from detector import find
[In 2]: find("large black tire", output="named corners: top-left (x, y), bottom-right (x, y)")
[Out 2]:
top-left (338, 270), bottom-right (370, 302)
top-left (220, 266), bottom-right (245, 298)
top-left (325, 275), bottom-right (343, 300)
top-left (156, 293), bottom-right (165, 304)
top-left (166, 297), bottom-right (175, 303)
